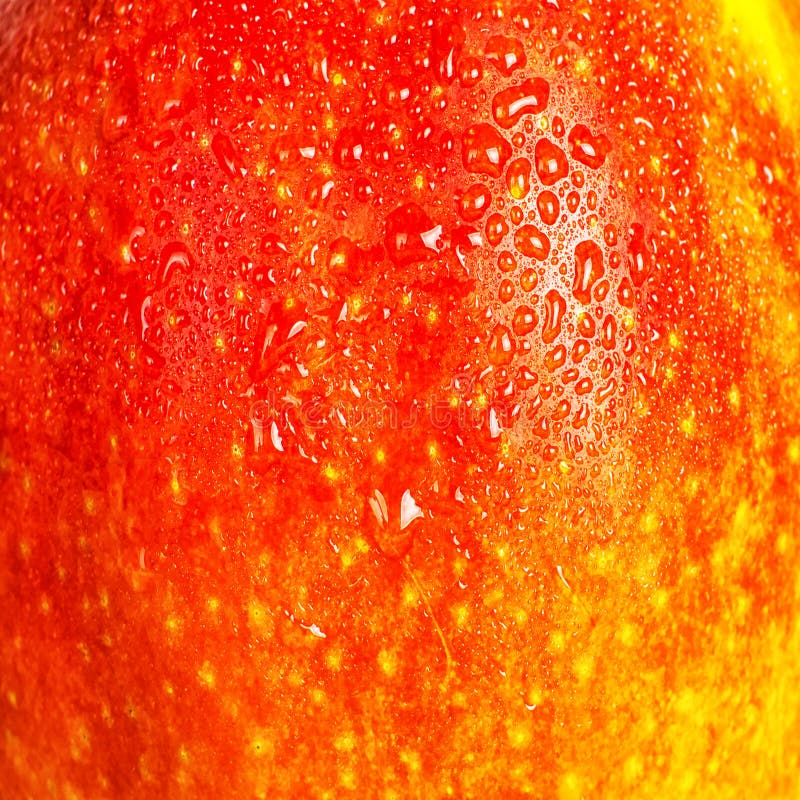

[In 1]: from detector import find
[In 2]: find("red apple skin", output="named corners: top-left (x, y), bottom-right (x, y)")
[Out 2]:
top-left (1, 1), bottom-right (800, 798)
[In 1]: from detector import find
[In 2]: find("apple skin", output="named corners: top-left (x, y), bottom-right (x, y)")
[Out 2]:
top-left (1, 1), bottom-right (800, 798)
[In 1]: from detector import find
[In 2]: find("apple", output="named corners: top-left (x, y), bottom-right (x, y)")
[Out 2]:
top-left (1, 0), bottom-right (799, 797)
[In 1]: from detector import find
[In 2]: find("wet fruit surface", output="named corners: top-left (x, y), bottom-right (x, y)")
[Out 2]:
top-left (1, 0), bottom-right (800, 798)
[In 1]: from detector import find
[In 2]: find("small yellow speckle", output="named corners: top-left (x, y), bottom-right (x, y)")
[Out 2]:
top-left (232, 57), bottom-right (244, 73)
top-left (325, 648), bottom-right (343, 672)
top-left (40, 595), bottom-right (51, 615)
top-left (231, 442), bottom-right (243, 459)
top-left (247, 600), bottom-right (271, 637)
top-left (668, 331), bottom-right (680, 348)
top-left (235, 287), bottom-right (246, 302)
top-left (617, 622), bottom-right (640, 647)
top-left (197, 661), bottom-right (215, 688)
top-left (338, 769), bottom-right (357, 790)
top-left (399, 749), bottom-right (422, 773)
top-left (574, 56), bottom-right (590, 74)
top-left (507, 720), bottom-right (533, 749)
top-left (525, 686), bottom-right (544, 707)
top-left (323, 464), bottom-right (339, 482)
top-left (165, 614), bottom-right (181, 634)
top-left (83, 493), bottom-right (96, 515)
top-left (573, 652), bottom-right (595, 683)
top-left (402, 582), bottom-right (419, 606)
top-left (334, 731), bottom-right (356, 752)
top-left (377, 648), bottom-right (399, 677)
top-left (207, 596), bottom-right (221, 614)
top-left (375, 448), bottom-right (386, 464)
top-left (310, 688), bottom-right (327, 706)
top-left (623, 753), bottom-right (644, 784)
top-left (214, 334), bottom-right (225, 351)
top-left (414, 173), bottom-right (425, 190)
top-left (549, 630), bottom-right (566, 653)
top-left (787, 438), bottom-right (800, 464)
top-left (332, 72), bottom-right (343, 86)
top-left (426, 308), bottom-right (438, 324)
top-left (170, 472), bottom-right (181, 495)
top-left (652, 587), bottom-right (669, 611)
top-left (250, 731), bottom-right (273, 758)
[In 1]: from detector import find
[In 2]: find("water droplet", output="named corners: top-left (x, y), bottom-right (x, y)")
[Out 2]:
top-left (545, 344), bottom-right (567, 371)
top-left (211, 133), bottom-right (246, 180)
top-left (506, 157), bottom-right (532, 200)
top-left (542, 289), bottom-right (566, 344)
top-left (568, 124), bottom-right (610, 169)
top-left (571, 339), bottom-right (591, 363)
top-left (577, 311), bottom-right (596, 338)
top-left (534, 138), bottom-right (569, 186)
top-left (486, 213), bottom-right (509, 247)
top-left (514, 224), bottom-right (551, 261)
top-left (499, 279), bottom-right (515, 303)
top-left (492, 78), bottom-right (549, 129)
top-left (457, 183), bottom-right (492, 222)
top-left (601, 314), bottom-right (617, 350)
top-left (617, 277), bottom-right (635, 307)
top-left (158, 242), bottom-right (192, 287)
top-left (485, 35), bottom-right (527, 77)
top-left (566, 191), bottom-right (580, 213)
top-left (572, 240), bottom-right (604, 304)
top-left (488, 324), bottom-right (516, 366)
top-left (536, 190), bottom-right (560, 225)
top-left (520, 268), bottom-right (538, 292)
top-left (458, 56), bottom-right (483, 88)
top-left (333, 128), bottom-right (364, 169)
top-left (384, 203), bottom-right (438, 266)
top-left (628, 224), bottom-right (651, 287)
top-left (512, 305), bottom-right (537, 335)
top-left (498, 251), bottom-right (517, 273)
top-left (462, 123), bottom-right (512, 178)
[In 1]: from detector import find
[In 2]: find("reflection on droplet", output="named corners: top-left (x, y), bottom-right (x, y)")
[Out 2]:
top-left (211, 133), bottom-right (246, 180)
top-left (542, 290), bottom-right (566, 344)
top-left (506, 158), bottom-right (532, 200)
top-left (158, 242), bottom-right (193, 287)
top-left (488, 323), bottom-right (515, 365)
top-left (485, 35), bottom-right (526, 77)
top-left (514, 224), bottom-right (551, 261)
top-left (457, 183), bottom-right (492, 221)
top-left (486, 213), bottom-right (509, 247)
top-left (512, 305), bottom-right (537, 335)
top-left (462, 123), bottom-right (512, 178)
top-left (572, 240), bottom-right (604, 304)
top-left (568, 124), bottom-right (610, 169)
top-left (534, 138), bottom-right (569, 186)
top-left (492, 78), bottom-right (549, 129)
top-left (536, 190), bottom-right (560, 225)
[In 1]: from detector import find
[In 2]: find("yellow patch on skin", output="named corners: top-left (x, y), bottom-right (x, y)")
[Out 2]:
top-left (719, 0), bottom-right (800, 123)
